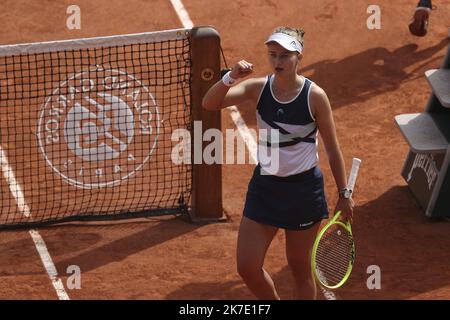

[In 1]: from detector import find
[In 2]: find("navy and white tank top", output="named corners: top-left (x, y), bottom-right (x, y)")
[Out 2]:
top-left (256, 74), bottom-right (319, 176)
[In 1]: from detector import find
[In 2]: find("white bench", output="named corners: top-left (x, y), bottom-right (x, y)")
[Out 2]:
top-left (425, 69), bottom-right (450, 108)
top-left (394, 113), bottom-right (448, 154)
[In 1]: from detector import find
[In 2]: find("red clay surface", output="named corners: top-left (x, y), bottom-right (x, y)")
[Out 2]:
top-left (0, 0), bottom-right (450, 300)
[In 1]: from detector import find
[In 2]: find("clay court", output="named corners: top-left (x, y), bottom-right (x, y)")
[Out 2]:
top-left (0, 0), bottom-right (449, 300)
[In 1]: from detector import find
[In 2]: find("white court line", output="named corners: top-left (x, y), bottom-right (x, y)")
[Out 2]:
top-left (0, 147), bottom-right (31, 218)
top-left (0, 146), bottom-right (69, 300)
top-left (229, 106), bottom-right (258, 164)
top-left (170, 0), bottom-right (336, 301)
top-left (29, 230), bottom-right (70, 300)
top-left (170, 0), bottom-right (194, 29)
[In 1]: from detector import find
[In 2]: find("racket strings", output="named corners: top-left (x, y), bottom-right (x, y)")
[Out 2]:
top-left (315, 224), bottom-right (354, 286)
top-left (316, 237), bottom-right (352, 283)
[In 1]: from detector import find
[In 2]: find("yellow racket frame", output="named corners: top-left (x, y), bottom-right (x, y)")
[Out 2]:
top-left (311, 211), bottom-right (355, 289)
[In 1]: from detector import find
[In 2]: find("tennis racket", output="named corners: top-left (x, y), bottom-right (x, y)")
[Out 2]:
top-left (311, 157), bottom-right (361, 289)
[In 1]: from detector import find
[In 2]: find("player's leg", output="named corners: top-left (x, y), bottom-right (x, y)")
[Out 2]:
top-left (236, 216), bottom-right (279, 300)
top-left (285, 222), bottom-right (322, 300)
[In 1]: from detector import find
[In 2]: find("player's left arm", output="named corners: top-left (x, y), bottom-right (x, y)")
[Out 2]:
top-left (310, 84), bottom-right (354, 219)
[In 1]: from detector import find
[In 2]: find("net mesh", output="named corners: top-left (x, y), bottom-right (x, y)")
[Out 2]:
top-left (0, 30), bottom-right (192, 229)
top-left (314, 224), bottom-right (354, 287)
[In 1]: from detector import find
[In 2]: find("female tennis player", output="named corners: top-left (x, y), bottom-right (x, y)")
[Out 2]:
top-left (203, 27), bottom-right (354, 300)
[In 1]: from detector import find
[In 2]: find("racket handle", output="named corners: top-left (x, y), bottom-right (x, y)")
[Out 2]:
top-left (347, 158), bottom-right (361, 193)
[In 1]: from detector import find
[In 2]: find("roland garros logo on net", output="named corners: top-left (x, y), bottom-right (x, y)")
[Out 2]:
top-left (37, 68), bottom-right (160, 189)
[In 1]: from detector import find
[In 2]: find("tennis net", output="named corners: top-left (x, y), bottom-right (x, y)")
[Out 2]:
top-left (0, 28), bottom-right (200, 229)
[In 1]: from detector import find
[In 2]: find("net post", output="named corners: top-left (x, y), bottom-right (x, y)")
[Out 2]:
top-left (190, 26), bottom-right (225, 222)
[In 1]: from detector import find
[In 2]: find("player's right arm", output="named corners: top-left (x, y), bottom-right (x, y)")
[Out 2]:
top-left (202, 60), bottom-right (257, 110)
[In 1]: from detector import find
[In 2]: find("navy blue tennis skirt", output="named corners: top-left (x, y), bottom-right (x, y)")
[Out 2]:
top-left (243, 165), bottom-right (329, 230)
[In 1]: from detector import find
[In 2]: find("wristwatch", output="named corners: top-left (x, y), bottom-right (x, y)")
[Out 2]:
top-left (339, 188), bottom-right (352, 199)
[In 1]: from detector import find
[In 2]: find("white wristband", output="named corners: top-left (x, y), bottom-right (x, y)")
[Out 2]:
top-left (222, 71), bottom-right (237, 87)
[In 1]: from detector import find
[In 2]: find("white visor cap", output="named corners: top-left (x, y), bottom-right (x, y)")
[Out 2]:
top-left (264, 33), bottom-right (303, 53)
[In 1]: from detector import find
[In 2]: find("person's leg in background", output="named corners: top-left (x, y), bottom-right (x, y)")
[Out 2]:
top-left (409, 0), bottom-right (433, 37)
